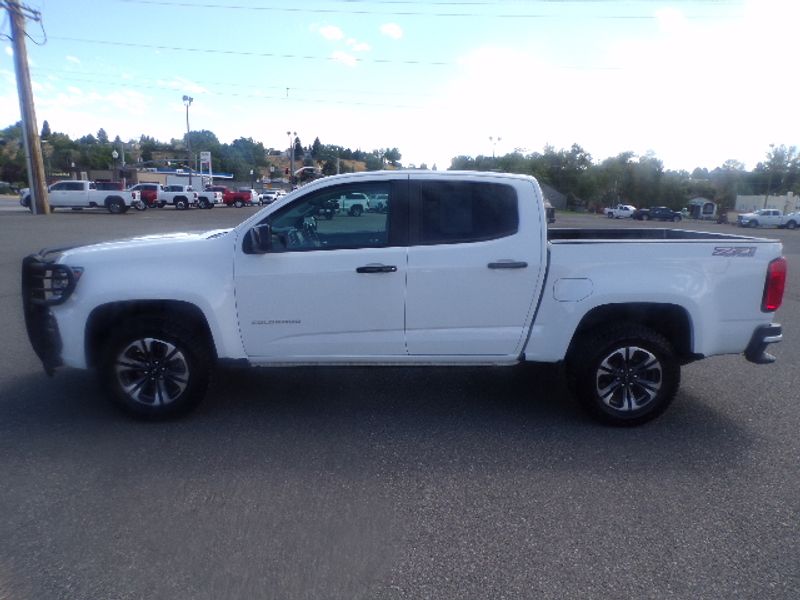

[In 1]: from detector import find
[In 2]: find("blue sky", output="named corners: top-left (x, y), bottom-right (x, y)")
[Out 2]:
top-left (1, 0), bottom-right (798, 171)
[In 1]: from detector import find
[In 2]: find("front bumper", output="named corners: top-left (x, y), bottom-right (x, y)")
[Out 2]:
top-left (21, 254), bottom-right (77, 375)
top-left (744, 323), bottom-right (782, 364)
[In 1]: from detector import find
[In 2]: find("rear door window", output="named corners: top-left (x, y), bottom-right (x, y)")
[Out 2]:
top-left (413, 180), bottom-right (519, 245)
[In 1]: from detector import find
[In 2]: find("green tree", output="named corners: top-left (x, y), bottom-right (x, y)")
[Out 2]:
top-left (311, 137), bottom-right (322, 159)
top-left (40, 120), bottom-right (51, 139)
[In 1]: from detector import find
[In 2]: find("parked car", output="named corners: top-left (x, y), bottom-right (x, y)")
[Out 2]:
top-left (780, 211), bottom-right (800, 230)
top-left (94, 181), bottom-right (123, 191)
top-left (334, 191), bottom-right (371, 216)
top-left (0, 181), bottom-right (18, 194)
top-left (604, 204), bottom-right (636, 219)
top-left (20, 180), bottom-right (139, 213)
top-left (633, 206), bottom-right (682, 222)
top-left (737, 209), bottom-right (784, 228)
top-left (159, 185), bottom-right (198, 210)
top-left (21, 171), bottom-right (786, 426)
top-left (544, 200), bottom-right (555, 224)
top-left (210, 186), bottom-right (256, 207)
top-left (258, 190), bottom-right (282, 204)
top-left (128, 183), bottom-right (161, 209)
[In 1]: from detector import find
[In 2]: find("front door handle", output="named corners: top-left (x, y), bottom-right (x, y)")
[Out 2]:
top-left (488, 261), bottom-right (528, 269)
top-left (356, 264), bottom-right (397, 274)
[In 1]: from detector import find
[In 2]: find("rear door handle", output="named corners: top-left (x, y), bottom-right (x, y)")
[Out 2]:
top-left (488, 261), bottom-right (528, 269)
top-left (356, 264), bottom-right (397, 274)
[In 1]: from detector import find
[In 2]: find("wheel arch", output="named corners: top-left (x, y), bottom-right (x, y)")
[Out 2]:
top-left (566, 302), bottom-right (696, 363)
top-left (85, 300), bottom-right (217, 368)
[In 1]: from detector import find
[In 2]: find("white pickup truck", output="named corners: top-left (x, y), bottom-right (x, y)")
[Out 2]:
top-left (20, 180), bottom-right (140, 214)
top-left (737, 208), bottom-right (800, 230)
top-left (158, 185), bottom-right (198, 210)
top-left (604, 204), bottom-right (637, 219)
top-left (21, 171), bottom-right (786, 426)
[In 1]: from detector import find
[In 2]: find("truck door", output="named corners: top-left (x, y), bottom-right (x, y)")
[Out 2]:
top-left (48, 181), bottom-right (83, 208)
top-left (405, 176), bottom-right (546, 356)
top-left (234, 178), bottom-right (410, 359)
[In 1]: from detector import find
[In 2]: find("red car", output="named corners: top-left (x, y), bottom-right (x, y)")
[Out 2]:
top-left (210, 186), bottom-right (256, 208)
top-left (128, 183), bottom-right (161, 208)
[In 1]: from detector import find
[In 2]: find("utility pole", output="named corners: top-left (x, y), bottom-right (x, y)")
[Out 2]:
top-left (183, 95), bottom-right (193, 188)
top-left (6, 0), bottom-right (49, 214)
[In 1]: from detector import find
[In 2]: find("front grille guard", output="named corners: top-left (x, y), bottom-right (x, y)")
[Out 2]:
top-left (22, 256), bottom-right (78, 306)
top-left (21, 254), bottom-right (73, 375)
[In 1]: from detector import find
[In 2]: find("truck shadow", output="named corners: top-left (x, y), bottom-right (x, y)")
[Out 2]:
top-left (0, 364), bottom-right (753, 476)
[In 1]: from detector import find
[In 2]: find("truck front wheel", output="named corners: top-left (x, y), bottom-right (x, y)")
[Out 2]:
top-left (99, 318), bottom-right (211, 419)
top-left (567, 324), bottom-right (680, 426)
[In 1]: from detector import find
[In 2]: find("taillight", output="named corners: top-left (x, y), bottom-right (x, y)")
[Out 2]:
top-left (762, 257), bottom-right (787, 312)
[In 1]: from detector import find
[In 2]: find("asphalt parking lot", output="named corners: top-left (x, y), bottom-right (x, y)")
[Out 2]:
top-left (0, 199), bottom-right (798, 599)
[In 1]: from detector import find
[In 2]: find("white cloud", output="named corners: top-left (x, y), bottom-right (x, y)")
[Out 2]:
top-left (330, 51), bottom-right (358, 68)
top-left (380, 23), bottom-right (403, 40)
top-left (319, 25), bottom-right (345, 41)
top-left (66, 86), bottom-right (82, 95)
top-left (346, 39), bottom-right (371, 52)
top-left (65, 55), bottom-right (81, 64)
top-left (4, 47), bottom-right (11, 57)
top-left (156, 76), bottom-right (208, 95)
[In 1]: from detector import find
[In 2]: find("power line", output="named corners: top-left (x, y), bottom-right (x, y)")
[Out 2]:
top-left (31, 65), bottom-right (435, 99)
top-left (49, 36), bottom-right (451, 66)
top-left (29, 71), bottom-right (425, 109)
top-left (46, 36), bottom-right (624, 70)
top-left (116, 0), bottom-right (740, 19)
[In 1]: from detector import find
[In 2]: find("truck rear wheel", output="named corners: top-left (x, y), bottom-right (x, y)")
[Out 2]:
top-left (174, 197), bottom-right (188, 210)
top-left (99, 317), bottom-right (211, 419)
top-left (107, 197), bottom-right (125, 214)
top-left (567, 324), bottom-right (680, 426)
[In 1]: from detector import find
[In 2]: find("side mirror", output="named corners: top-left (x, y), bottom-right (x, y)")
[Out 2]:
top-left (245, 223), bottom-right (272, 254)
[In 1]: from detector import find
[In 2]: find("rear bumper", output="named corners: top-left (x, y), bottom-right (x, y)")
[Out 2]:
top-left (744, 323), bottom-right (782, 364)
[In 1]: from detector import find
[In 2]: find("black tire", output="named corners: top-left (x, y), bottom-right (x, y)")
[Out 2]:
top-left (99, 317), bottom-right (212, 419)
top-left (198, 198), bottom-right (210, 209)
top-left (643, 214), bottom-right (650, 221)
top-left (234, 199), bottom-right (244, 208)
top-left (786, 220), bottom-right (797, 230)
top-left (349, 205), bottom-right (363, 217)
top-left (158, 201), bottom-right (167, 209)
top-left (133, 200), bottom-right (147, 211)
top-left (672, 215), bottom-right (681, 222)
top-left (107, 197), bottom-right (125, 214)
top-left (566, 324), bottom-right (680, 426)
top-left (607, 212), bottom-right (614, 218)
top-left (749, 220), bottom-right (759, 228)
top-left (174, 197), bottom-right (188, 210)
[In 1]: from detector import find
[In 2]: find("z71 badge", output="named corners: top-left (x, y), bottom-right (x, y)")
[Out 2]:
top-left (713, 247), bottom-right (756, 257)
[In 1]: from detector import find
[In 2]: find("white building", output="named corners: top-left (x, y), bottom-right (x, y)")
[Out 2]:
top-left (735, 191), bottom-right (797, 213)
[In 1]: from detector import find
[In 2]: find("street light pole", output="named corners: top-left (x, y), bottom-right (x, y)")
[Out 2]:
top-left (489, 135), bottom-right (502, 159)
top-left (111, 149), bottom-right (119, 182)
top-left (287, 130), bottom-right (296, 187)
top-left (763, 143), bottom-right (775, 209)
top-left (183, 95), bottom-right (193, 188)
